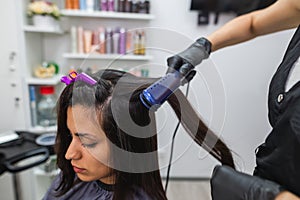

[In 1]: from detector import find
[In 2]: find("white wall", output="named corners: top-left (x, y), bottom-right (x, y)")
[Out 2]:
top-left (146, 0), bottom-right (295, 177)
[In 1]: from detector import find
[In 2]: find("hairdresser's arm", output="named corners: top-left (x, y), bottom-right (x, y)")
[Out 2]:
top-left (207, 0), bottom-right (300, 51)
top-left (275, 192), bottom-right (300, 200)
top-left (167, 0), bottom-right (300, 73)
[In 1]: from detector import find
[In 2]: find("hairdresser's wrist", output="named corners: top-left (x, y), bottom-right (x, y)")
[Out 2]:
top-left (195, 37), bottom-right (212, 56)
top-left (176, 37), bottom-right (211, 67)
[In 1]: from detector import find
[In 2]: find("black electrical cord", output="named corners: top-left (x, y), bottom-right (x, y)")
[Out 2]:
top-left (164, 119), bottom-right (180, 192)
top-left (164, 82), bottom-right (191, 192)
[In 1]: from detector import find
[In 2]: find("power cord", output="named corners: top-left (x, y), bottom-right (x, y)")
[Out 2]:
top-left (164, 82), bottom-right (191, 192)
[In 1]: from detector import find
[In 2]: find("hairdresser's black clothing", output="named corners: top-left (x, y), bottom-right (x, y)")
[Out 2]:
top-left (254, 25), bottom-right (300, 196)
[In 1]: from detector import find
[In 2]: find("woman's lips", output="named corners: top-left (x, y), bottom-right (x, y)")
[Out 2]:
top-left (73, 166), bottom-right (86, 173)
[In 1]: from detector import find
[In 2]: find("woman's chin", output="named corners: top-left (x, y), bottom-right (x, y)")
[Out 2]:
top-left (76, 174), bottom-right (95, 182)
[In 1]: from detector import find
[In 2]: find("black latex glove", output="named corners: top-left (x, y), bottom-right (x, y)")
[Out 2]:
top-left (211, 165), bottom-right (284, 200)
top-left (167, 37), bottom-right (212, 76)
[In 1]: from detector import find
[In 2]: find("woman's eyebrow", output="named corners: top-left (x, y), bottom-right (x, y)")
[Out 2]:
top-left (74, 132), bottom-right (98, 140)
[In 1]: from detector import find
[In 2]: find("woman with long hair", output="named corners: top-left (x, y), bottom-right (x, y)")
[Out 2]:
top-left (43, 69), bottom-right (234, 200)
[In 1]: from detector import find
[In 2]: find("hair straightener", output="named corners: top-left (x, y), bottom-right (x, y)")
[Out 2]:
top-left (140, 64), bottom-right (195, 110)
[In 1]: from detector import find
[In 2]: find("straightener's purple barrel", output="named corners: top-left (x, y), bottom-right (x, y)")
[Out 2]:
top-left (140, 71), bottom-right (182, 111)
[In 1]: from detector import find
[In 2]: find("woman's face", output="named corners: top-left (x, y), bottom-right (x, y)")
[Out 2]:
top-left (65, 105), bottom-right (114, 184)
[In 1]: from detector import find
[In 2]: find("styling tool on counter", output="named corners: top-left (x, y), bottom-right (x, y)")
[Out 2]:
top-left (35, 133), bottom-right (56, 146)
top-left (0, 131), bottom-right (51, 174)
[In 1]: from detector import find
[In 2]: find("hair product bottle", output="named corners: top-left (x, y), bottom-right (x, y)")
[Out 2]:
top-left (29, 86), bottom-right (38, 127)
top-left (80, 0), bottom-right (87, 10)
top-left (91, 30), bottom-right (99, 52)
top-left (126, 31), bottom-right (132, 53)
top-left (134, 30), bottom-right (140, 55)
top-left (113, 27), bottom-right (120, 54)
top-left (77, 26), bottom-right (84, 53)
top-left (131, 0), bottom-right (139, 13)
top-left (73, 0), bottom-right (80, 9)
top-left (98, 27), bottom-right (106, 54)
top-left (138, 0), bottom-right (150, 13)
top-left (140, 30), bottom-right (146, 55)
top-left (94, 0), bottom-right (100, 11)
top-left (108, 0), bottom-right (114, 11)
top-left (86, 0), bottom-right (94, 11)
top-left (118, 0), bottom-right (125, 12)
top-left (105, 27), bottom-right (113, 54)
top-left (101, 0), bottom-right (108, 11)
top-left (37, 86), bottom-right (57, 127)
top-left (65, 0), bottom-right (73, 9)
top-left (83, 30), bottom-right (92, 53)
top-left (125, 0), bottom-right (132, 12)
top-left (119, 28), bottom-right (126, 54)
top-left (71, 26), bottom-right (78, 53)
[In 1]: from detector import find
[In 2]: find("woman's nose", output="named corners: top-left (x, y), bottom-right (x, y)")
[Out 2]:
top-left (65, 138), bottom-right (81, 160)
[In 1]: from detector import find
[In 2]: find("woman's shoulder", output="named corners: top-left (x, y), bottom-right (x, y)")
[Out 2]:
top-left (43, 174), bottom-right (114, 200)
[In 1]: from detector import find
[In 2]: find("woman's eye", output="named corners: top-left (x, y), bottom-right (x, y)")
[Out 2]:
top-left (82, 143), bottom-right (97, 148)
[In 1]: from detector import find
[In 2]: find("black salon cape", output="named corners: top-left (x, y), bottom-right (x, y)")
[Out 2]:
top-left (254, 25), bottom-right (300, 196)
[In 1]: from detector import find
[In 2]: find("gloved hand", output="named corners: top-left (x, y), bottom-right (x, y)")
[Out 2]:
top-left (211, 165), bottom-right (284, 200)
top-left (167, 37), bottom-right (212, 76)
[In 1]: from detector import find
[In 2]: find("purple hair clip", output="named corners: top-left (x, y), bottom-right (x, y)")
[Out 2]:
top-left (61, 71), bottom-right (97, 86)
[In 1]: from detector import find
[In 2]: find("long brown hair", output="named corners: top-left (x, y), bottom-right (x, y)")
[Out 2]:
top-left (55, 69), bottom-right (234, 199)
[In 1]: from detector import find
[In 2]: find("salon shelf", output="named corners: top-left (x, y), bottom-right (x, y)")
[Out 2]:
top-left (61, 9), bottom-right (155, 20)
top-left (23, 26), bottom-right (64, 34)
top-left (63, 53), bottom-right (153, 61)
top-left (26, 74), bottom-right (63, 85)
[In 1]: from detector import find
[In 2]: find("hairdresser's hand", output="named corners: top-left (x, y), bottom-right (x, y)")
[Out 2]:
top-left (167, 37), bottom-right (212, 76)
top-left (211, 165), bottom-right (284, 200)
